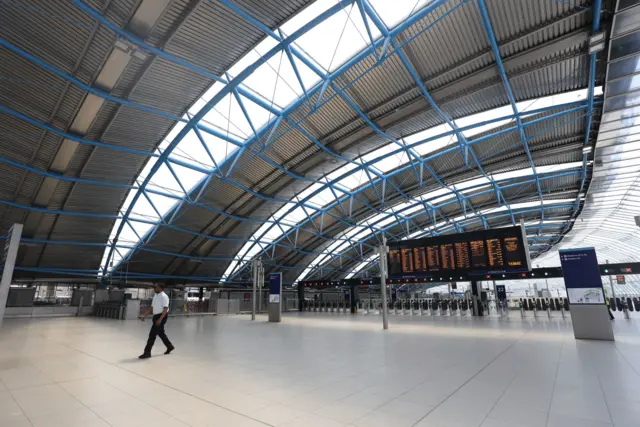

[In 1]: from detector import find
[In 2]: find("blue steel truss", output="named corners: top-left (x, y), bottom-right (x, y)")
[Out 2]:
top-left (0, 0), bottom-right (603, 283)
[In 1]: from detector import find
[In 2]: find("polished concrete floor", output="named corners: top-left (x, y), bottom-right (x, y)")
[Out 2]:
top-left (1, 313), bottom-right (640, 427)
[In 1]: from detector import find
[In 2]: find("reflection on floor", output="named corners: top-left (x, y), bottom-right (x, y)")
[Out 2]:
top-left (1, 313), bottom-right (640, 427)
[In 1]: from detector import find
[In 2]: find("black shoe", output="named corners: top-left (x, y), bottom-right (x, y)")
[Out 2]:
top-left (138, 353), bottom-right (151, 359)
top-left (164, 346), bottom-right (175, 355)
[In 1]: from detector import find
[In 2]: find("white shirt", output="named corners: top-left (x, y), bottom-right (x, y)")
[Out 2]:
top-left (152, 292), bottom-right (170, 315)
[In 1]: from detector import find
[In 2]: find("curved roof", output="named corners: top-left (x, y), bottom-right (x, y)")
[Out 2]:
top-left (0, 0), bottom-right (616, 285)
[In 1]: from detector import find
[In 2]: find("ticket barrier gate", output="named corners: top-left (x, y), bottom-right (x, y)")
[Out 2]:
top-left (442, 300), bottom-right (450, 316)
top-left (460, 299), bottom-right (469, 315)
top-left (93, 301), bottom-right (124, 319)
top-left (611, 297), bottom-right (640, 313)
top-left (412, 299), bottom-right (420, 315)
top-left (431, 300), bottom-right (439, 315)
top-left (611, 297), bottom-right (633, 319)
top-left (519, 297), bottom-right (569, 319)
top-left (451, 300), bottom-right (459, 315)
top-left (421, 299), bottom-right (428, 315)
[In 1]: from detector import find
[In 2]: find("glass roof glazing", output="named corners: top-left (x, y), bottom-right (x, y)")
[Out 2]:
top-left (99, 0), bottom-right (604, 284)
top-left (224, 88), bottom-right (595, 283)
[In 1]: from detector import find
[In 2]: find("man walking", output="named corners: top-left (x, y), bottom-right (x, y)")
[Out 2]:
top-left (139, 284), bottom-right (174, 359)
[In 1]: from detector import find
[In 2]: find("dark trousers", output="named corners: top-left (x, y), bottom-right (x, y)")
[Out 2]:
top-left (144, 314), bottom-right (173, 354)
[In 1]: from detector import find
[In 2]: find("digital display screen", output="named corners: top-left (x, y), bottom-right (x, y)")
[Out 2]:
top-left (401, 248), bottom-right (414, 273)
top-left (440, 244), bottom-right (455, 270)
top-left (387, 226), bottom-right (530, 278)
top-left (503, 237), bottom-right (523, 267)
top-left (454, 242), bottom-right (470, 270)
top-left (486, 238), bottom-right (504, 268)
top-left (427, 246), bottom-right (440, 272)
top-left (413, 247), bottom-right (427, 273)
top-left (388, 249), bottom-right (402, 276)
top-left (470, 240), bottom-right (487, 268)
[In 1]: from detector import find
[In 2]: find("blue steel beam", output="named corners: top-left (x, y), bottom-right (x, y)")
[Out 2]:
top-left (76, 0), bottom-right (582, 229)
top-left (300, 179), bottom-right (580, 280)
top-left (68, 0), bottom-right (596, 282)
top-left (578, 0), bottom-right (602, 198)
top-left (477, 0), bottom-right (544, 205)
top-left (3, 96), bottom-right (590, 275)
top-left (2, 236), bottom-right (356, 273)
top-left (228, 105), bottom-right (593, 280)
top-left (240, 107), bottom-right (593, 280)
top-left (93, 0), bottom-right (358, 276)
top-left (216, 1), bottom-right (591, 279)
top-left (0, 172), bottom-right (577, 280)
top-left (242, 169), bottom-right (583, 279)
top-left (295, 203), bottom-right (577, 280)
top-left (0, 38), bottom-right (188, 123)
top-left (89, 0), bottom-right (476, 272)
top-left (333, 204), bottom-right (577, 279)
top-left (7, 104), bottom-right (581, 267)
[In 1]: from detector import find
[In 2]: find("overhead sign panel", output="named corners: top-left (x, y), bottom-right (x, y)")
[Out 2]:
top-left (387, 226), bottom-right (531, 278)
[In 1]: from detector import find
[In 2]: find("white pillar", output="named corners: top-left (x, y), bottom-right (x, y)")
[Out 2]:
top-left (379, 237), bottom-right (389, 330)
top-left (0, 224), bottom-right (23, 327)
top-left (251, 260), bottom-right (257, 321)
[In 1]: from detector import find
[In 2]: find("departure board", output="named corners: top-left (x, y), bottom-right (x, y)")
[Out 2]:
top-left (401, 248), bottom-right (414, 273)
top-left (504, 237), bottom-right (523, 267)
top-left (427, 246), bottom-right (440, 271)
top-left (387, 225), bottom-right (531, 278)
top-left (440, 244), bottom-right (455, 270)
top-left (388, 249), bottom-right (402, 276)
top-left (470, 240), bottom-right (487, 268)
top-left (454, 242), bottom-right (470, 270)
top-left (486, 238), bottom-right (504, 268)
top-left (413, 247), bottom-right (427, 272)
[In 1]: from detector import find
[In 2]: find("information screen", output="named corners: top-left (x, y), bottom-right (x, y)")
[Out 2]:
top-left (413, 247), bottom-right (427, 273)
top-left (504, 237), bottom-right (523, 267)
top-left (454, 242), bottom-right (470, 270)
top-left (427, 246), bottom-right (440, 272)
top-left (470, 240), bottom-right (487, 268)
top-left (388, 249), bottom-right (402, 276)
top-left (440, 244), bottom-right (455, 270)
top-left (486, 238), bottom-right (504, 268)
top-left (387, 226), bottom-right (530, 278)
top-left (401, 248), bottom-right (414, 273)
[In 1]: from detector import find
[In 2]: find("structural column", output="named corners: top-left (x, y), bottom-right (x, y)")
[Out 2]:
top-left (379, 237), bottom-right (389, 330)
top-left (471, 280), bottom-right (484, 317)
top-left (298, 278), bottom-right (304, 312)
top-left (0, 224), bottom-right (23, 327)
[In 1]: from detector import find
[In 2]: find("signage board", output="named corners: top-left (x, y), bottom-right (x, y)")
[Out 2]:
top-left (268, 272), bottom-right (282, 323)
top-left (495, 284), bottom-right (507, 300)
top-left (559, 248), bottom-right (605, 305)
top-left (387, 226), bottom-right (531, 278)
top-left (269, 272), bottom-right (281, 296)
top-left (616, 275), bottom-right (626, 285)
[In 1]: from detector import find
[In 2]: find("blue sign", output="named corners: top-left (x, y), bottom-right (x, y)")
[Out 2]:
top-left (269, 272), bottom-right (281, 295)
top-left (559, 248), bottom-right (605, 305)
